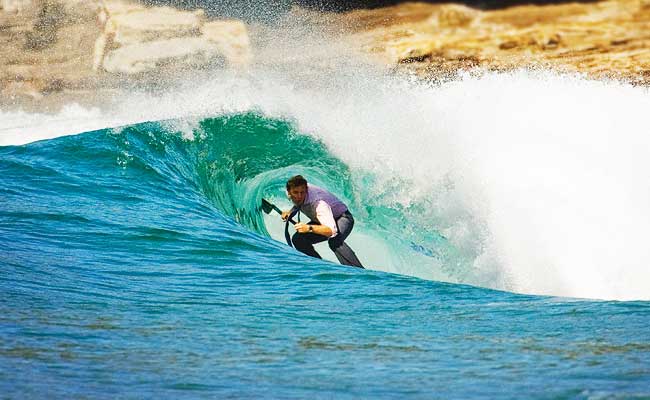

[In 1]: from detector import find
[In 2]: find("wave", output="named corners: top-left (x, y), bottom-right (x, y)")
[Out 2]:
top-left (2, 67), bottom-right (650, 301)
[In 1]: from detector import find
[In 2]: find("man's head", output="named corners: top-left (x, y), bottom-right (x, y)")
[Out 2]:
top-left (286, 175), bottom-right (308, 205)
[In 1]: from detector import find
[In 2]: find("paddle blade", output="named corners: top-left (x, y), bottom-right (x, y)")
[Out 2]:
top-left (261, 198), bottom-right (275, 214)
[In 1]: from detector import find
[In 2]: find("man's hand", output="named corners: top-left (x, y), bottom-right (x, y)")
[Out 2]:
top-left (294, 222), bottom-right (311, 234)
top-left (281, 210), bottom-right (290, 221)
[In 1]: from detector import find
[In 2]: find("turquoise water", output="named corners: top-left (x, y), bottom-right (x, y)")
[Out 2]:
top-left (2, 113), bottom-right (650, 398)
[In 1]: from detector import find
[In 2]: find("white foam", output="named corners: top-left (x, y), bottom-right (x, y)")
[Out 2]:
top-left (271, 69), bottom-right (650, 301)
top-left (0, 103), bottom-right (105, 146)
top-left (0, 72), bottom-right (257, 146)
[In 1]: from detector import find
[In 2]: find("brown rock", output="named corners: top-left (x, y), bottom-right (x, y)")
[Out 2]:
top-left (102, 37), bottom-right (225, 74)
top-left (202, 20), bottom-right (252, 67)
top-left (0, 0), bottom-right (253, 110)
top-left (93, 0), bottom-right (251, 73)
top-left (103, 1), bottom-right (204, 46)
top-left (1, 0), bottom-right (35, 13)
top-left (331, 0), bottom-right (650, 83)
top-left (2, 0), bottom-right (649, 111)
top-left (0, 0), bottom-right (102, 108)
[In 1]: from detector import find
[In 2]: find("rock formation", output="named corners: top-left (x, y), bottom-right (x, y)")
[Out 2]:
top-left (0, 0), bottom-right (102, 107)
top-left (94, 0), bottom-right (251, 74)
top-left (1, 0), bottom-right (34, 13)
top-left (333, 0), bottom-right (650, 83)
top-left (0, 0), bottom-right (252, 109)
top-left (1, 0), bottom-right (649, 110)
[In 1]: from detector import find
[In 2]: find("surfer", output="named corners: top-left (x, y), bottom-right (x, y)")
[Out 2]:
top-left (281, 175), bottom-right (364, 269)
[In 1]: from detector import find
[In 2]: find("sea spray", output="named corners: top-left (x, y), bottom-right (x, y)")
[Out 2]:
top-left (275, 69), bottom-right (650, 300)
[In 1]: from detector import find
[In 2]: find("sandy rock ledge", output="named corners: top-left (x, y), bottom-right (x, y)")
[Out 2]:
top-left (1, 0), bottom-right (649, 111)
top-left (0, 0), bottom-right (252, 110)
top-left (332, 0), bottom-right (650, 83)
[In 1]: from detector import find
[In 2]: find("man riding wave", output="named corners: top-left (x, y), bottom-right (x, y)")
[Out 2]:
top-left (281, 175), bottom-right (364, 269)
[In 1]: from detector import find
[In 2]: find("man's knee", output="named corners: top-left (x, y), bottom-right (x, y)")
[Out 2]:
top-left (328, 237), bottom-right (343, 251)
top-left (292, 233), bottom-right (305, 247)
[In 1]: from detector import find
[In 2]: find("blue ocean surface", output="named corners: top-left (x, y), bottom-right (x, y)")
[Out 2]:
top-left (1, 113), bottom-right (649, 399)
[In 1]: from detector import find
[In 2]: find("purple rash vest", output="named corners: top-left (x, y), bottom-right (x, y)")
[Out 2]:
top-left (294, 184), bottom-right (349, 238)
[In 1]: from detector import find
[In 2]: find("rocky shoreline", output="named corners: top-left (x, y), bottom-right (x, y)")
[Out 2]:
top-left (0, 0), bottom-right (252, 111)
top-left (338, 0), bottom-right (650, 83)
top-left (1, 0), bottom-right (649, 112)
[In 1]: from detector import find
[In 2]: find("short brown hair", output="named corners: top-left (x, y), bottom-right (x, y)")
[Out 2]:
top-left (286, 175), bottom-right (308, 190)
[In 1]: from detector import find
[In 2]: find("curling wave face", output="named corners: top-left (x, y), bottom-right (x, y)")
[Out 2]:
top-left (2, 67), bottom-right (650, 301)
top-left (0, 113), bottom-right (460, 287)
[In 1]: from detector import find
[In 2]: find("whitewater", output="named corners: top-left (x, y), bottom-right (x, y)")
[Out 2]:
top-left (2, 67), bottom-right (649, 301)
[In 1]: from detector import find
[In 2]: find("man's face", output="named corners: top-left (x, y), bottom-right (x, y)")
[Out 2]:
top-left (288, 185), bottom-right (307, 205)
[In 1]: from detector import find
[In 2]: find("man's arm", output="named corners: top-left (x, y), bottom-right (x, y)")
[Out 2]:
top-left (281, 206), bottom-right (299, 221)
top-left (297, 200), bottom-right (336, 237)
top-left (294, 222), bottom-right (333, 237)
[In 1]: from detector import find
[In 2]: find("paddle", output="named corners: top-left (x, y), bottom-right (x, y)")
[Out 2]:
top-left (261, 198), bottom-right (297, 225)
top-left (261, 198), bottom-right (298, 247)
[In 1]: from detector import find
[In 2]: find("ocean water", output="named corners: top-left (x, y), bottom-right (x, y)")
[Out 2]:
top-left (2, 64), bottom-right (650, 397)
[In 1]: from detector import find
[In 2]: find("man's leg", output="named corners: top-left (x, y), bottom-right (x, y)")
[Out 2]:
top-left (328, 212), bottom-right (364, 269)
top-left (292, 227), bottom-right (328, 259)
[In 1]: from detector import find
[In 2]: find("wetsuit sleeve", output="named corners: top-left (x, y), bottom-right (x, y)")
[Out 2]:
top-left (315, 200), bottom-right (338, 237)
